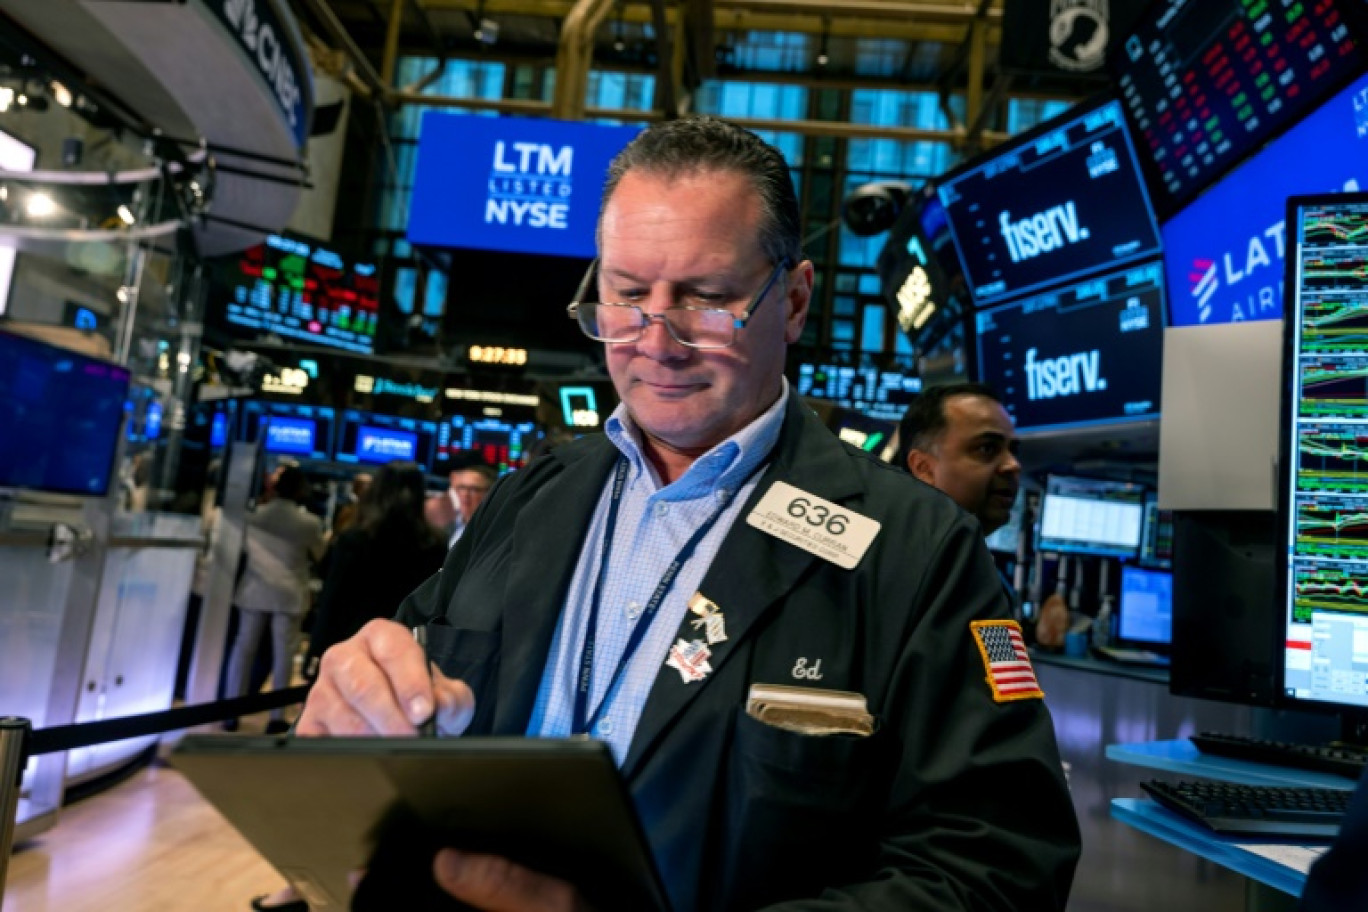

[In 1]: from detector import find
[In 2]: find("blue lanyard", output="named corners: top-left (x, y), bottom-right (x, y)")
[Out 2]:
top-left (571, 456), bottom-right (763, 735)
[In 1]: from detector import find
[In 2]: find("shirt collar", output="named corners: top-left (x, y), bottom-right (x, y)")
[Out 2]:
top-left (605, 376), bottom-right (788, 500)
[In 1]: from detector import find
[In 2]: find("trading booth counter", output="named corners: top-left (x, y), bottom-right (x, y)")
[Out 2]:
top-left (0, 507), bottom-right (201, 842)
top-left (1034, 651), bottom-right (1262, 911)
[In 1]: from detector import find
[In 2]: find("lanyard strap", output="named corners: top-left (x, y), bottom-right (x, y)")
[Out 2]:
top-left (571, 457), bottom-right (762, 735)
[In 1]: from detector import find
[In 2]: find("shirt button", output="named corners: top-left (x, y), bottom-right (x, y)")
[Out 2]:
top-left (597, 719), bottom-right (613, 736)
top-left (655, 502), bottom-right (669, 517)
top-left (626, 601), bottom-right (643, 620)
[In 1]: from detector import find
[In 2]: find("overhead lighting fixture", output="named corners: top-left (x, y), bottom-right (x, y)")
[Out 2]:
top-left (49, 81), bottom-right (72, 108)
top-left (117, 204), bottom-right (136, 225)
top-left (816, 22), bottom-right (831, 68)
top-left (0, 88), bottom-right (12, 112)
top-left (25, 192), bottom-right (55, 217)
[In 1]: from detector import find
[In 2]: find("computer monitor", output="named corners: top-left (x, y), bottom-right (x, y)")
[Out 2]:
top-left (335, 410), bottom-right (438, 472)
top-left (1278, 191), bottom-right (1368, 727)
top-left (436, 416), bottom-right (537, 474)
top-left (973, 260), bottom-right (1165, 434)
top-left (1117, 566), bottom-right (1174, 649)
top-left (1140, 494), bottom-right (1174, 569)
top-left (239, 401), bottom-right (336, 462)
top-left (935, 93), bottom-right (1162, 308)
top-left (794, 360), bottom-right (922, 424)
top-left (1112, 0), bottom-right (1368, 219)
top-left (1037, 475), bottom-right (1146, 559)
top-left (0, 328), bottom-right (131, 497)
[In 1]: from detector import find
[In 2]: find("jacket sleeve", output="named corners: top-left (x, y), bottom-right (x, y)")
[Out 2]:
top-left (762, 517), bottom-right (1080, 911)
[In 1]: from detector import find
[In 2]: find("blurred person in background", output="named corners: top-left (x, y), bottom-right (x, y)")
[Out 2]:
top-left (223, 466), bottom-right (324, 734)
top-left (424, 455), bottom-right (496, 547)
top-left (305, 461), bottom-right (446, 677)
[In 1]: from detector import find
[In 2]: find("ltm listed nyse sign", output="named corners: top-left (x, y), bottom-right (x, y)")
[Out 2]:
top-left (486, 142), bottom-right (573, 230)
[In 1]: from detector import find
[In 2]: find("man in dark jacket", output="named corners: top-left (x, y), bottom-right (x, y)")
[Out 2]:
top-left (298, 116), bottom-right (1080, 911)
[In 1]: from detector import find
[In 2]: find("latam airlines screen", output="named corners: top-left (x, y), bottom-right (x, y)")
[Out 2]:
top-left (975, 261), bottom-right (1166, 433)
top-left (937, 96), bottom-right (1162, 308)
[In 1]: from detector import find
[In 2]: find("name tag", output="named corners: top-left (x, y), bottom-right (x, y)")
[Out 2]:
top-left (746, 481), bottom-right (880, 569)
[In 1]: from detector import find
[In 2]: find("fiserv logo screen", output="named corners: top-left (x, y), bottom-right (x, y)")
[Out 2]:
top-left (407, 114), bottom-right (641, 258)
top-left (938, 98), bottom-right (1161, 307)
top-left (975, 261), bottom-right (1165, 433)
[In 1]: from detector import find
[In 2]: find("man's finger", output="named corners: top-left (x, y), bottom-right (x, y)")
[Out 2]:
top-left (432, 849), bottom-right (581, 912)
top-left (432, 673), bottom-right (477, 736)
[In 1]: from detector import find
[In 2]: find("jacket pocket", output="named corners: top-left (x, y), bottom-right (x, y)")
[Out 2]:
top-left (718, 707), bottom-right (886, 909)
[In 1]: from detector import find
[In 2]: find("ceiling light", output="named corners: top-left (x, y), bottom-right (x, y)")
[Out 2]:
top-left (117, 204), bottom-right (136, 225)
top-left (26, 192), bottom-right (55, 217)
top-left (16, 94), bottom-right (27, 106)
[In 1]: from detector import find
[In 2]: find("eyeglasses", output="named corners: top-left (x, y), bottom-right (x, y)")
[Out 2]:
top-left (566, 257), bottom-right (794, 350)
top-left (452, 485), bottom-right (490, 496)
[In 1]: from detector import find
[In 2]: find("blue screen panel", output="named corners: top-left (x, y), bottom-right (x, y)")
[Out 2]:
top-left (356, 425), bottom-right (418, 463)
top-left (1119, 566), bottom-right (1173, 647)
top-left (265, 418), bottom-right (318, 455)
top-left (408, 114), bottom-right (641, 258)
top-left (1164, 72), bottom-right (1368, 326)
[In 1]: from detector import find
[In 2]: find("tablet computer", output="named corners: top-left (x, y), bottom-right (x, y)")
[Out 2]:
top-left (171, 735), bottom-right (671, 912)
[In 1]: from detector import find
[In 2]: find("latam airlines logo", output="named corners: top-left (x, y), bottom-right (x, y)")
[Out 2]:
top-left (1000, 202), bottom-right (1090, 263)
top-left (1024, 347), bottom-right (1107, 400)
top-left (485, 141), bottom-right (574, 230)
top-left (1188, 221), bottom-right (1286, 323)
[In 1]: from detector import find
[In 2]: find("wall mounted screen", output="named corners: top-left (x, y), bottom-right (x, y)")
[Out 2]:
top-left (795, 361), bottom-right (922, 424)
top-left (437, 416), bottom-right (536, 474)
top-left (239, 401), bottom-right (336, 462)
top-left (1163, 71), bottom-right (1368, 326)
top-left (974, 261), bottom-right (1165, 433)
top-left (336, 410), bottom-right (437, 471)
top-left (0, 329), bottom-right (130, 496)
top-left (408, 113), bottom-right (641, 258)
top-left (1113, 0), bottom-right (1366, 218)
top-left (1119, 566), bottom-right (1174, 647)
top-left (936, 95), bottom-right (1162, 307)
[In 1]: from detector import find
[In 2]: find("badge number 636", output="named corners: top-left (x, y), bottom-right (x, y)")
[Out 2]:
top-left (787, 497), bottom-right (848, 536)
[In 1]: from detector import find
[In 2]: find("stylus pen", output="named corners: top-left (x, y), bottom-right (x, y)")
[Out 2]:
top-left (412, 625), bottom-right (438, 737)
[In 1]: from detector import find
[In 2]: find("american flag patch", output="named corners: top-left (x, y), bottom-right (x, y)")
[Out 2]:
top-left (970, 620), bottom-right (1043, 702)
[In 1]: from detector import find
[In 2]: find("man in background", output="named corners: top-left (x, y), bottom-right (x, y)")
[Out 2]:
top-left (896, 382), bottom-right (1021, 537)
top-left (424, 457), bottom-right (495, 547)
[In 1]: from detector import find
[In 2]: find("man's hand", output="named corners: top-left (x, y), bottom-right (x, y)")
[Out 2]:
top-left (295, 619), bottom-right (475, 736)
top-left (433, 849), bottom-right (589, 911)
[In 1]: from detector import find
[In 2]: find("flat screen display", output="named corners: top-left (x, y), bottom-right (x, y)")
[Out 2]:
top-left (1163, 71), bottom-right (1368, 326)
top-left (794, 361), bottom-right (922, 424)
top-left (974, 260), bottom-right (1165, 433)
top-left (336, 410), bottom-right (438, 471)
top-left (240, 401), bottom-right (336, 462)
top-left (1113, 0), bottom-right (1366, 218)
top-left (1037, 475), bottom-right (1147, 559)
top-left (408, 113), bottom-right (641, 258)
top-left (437, 416), bottom-right (536, 474)
top-left (936, 95), bottom-right (1162, 307)
top-left (1119, 566), bottom-right (1174, 647)
top-left (220, 235), bottom-right (380, 355)
top-left (1140, 494), bottom-right (1175, 569)
top-left (0, 329), bottom-right (130, 496)
top-left (1279, 192), bottom-right (1368, 712)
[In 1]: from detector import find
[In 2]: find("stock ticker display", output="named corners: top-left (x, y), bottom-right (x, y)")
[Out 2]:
top-left (1283, 194), bottom-right (1368, 706)
top-left (795, 362), bottom-right (923, 424)
top-left (222, 235), bottom-right (380, 355)
top-left (1114, 0), bottom-right (1364, 217)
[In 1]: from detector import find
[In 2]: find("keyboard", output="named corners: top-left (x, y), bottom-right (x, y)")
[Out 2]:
top-left (1141, 779), bottom-right (1350, 839)
top-left (1191, 731), bottom-right (1368, 780)
top-left (1093, 645), bottom-right (1170, 667)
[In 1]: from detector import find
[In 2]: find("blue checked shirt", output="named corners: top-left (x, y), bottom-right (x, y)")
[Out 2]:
top-left (527, 380), bottom-right (789, 764)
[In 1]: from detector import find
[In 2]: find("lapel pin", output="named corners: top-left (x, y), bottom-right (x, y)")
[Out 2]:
top-left (688, 591), bottom-right (728, 645)
top-left (665, 637), bottom-right (712, 683)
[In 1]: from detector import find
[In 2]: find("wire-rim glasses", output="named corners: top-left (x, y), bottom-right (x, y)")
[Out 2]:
top-left (566, 257), bottom-right (794, 350)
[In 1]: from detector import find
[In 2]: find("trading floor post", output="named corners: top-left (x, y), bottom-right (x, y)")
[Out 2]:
top-left (0, 716), bottom-right (32, 904)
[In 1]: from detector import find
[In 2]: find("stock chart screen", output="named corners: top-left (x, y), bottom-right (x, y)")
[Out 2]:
top-left (1114, 0), bottom-right (1365, 217)
top-left (794, 362), bottom-right (922, 424)
top-left (436, 416), bottom-right (536, 474)
top-left (1280, 193), bottom-right (1368, 710)
top-left (221, 235), bottom-right (380, 355)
